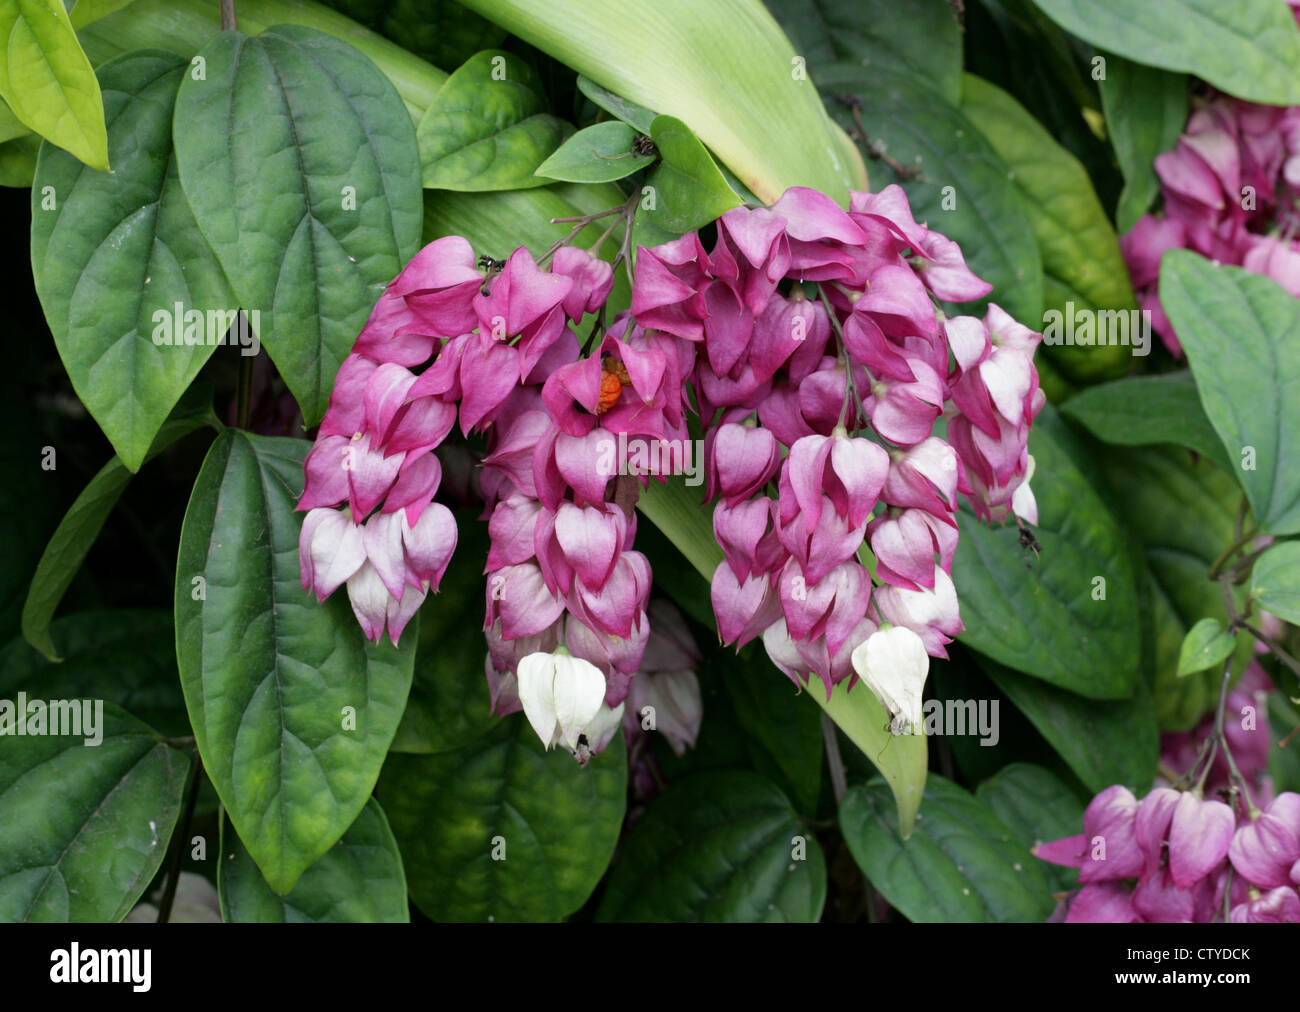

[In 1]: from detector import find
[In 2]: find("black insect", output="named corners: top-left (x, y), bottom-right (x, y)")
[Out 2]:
top-left (1016, 517), bottom-right (1041, 571)
top-left (477, 254), bottom-right (504, 271)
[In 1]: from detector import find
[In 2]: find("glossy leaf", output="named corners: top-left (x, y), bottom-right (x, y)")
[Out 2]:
top-left (417, 49), bottom-right (570, 191)
top-left (954, 405), bottom-right (1141, 698)
top-left (218, 799), bottom-right (409, 922)
top-left (1030, 0), bottom-right (1300, 106)
top-left (31, 50), bottom-right (235, 471)
top-left (1177, 618), bottom-right (1237, 677)
top-left (1096, 52), bottom-right (1187, 232)
top-left (0, 702), bottom-right (190, 921)
top-left (644, 114), bottom-right (742, 234)
top-left (534, 120), bottom-right (655, 183)
top-left (1160, 252), bottom-right (1300, 535)
top-left (1250, 542), bottom-right (1300, 626)
top-left (596, 771), bottom-right (825, 922)
top-left (840, 775), bottom-right (1054, 923)
top-left (173, 25), bottom-right (423, 427)
top-left (0, 0), bottom-right (108, 168)
top-left (378, 716), bottom-right (626, 922)
top-left (175, 431), bottom-right (418, 894)
top-left (1061, 371), bottom-right (1233, 473)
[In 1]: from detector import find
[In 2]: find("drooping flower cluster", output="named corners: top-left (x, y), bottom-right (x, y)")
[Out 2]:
top-left (1122, 68), bottom-right (1300, 354)
top-left (1035, 664), bottom-right (1299, 922)
top-left (297, 180), bottom-right (1044, 760)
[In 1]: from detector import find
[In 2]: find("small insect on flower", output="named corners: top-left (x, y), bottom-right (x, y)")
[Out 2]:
top-left (573, 733), bottom-right (592, 766)
top-left (478, 254), bottom-right (505, 295)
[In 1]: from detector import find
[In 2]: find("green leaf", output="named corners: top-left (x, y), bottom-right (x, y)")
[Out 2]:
top-left (0, 132), bottom-right (38, 186)
top-left (954, 405), bottom-right (1140, 698)
top-left (596, 770), bottom-right (825, 922)
top-left (975, 762), bottom-right (1087, 892)
top-left (1061, 371), bottom-right (1233, 472)
top-left (980, 656), bottom-right (1158, 794)
top-left (1177, 618), bottom-right (1237, 677)
top-left (389, 509), bottom-right (497, 753)
top-left (31, 50), bottom-right (234, 471)
top-left (0, 702), bottom-right (191, 921)
top-left (1160, 251), bottom-right (1300, 535)
top-left (718, 647), bottom-right (822, 814)
top-left (1029, 0), bottom-right (1300, 106)
top-left (417, 49), bottom-right (570, 190)
top-left (840, 775), bottom-right (1054, 923)
top-left (1096, 444), bottom-right (1252, 730)
top-left (218, 799), bottom-right (409, 922)
top-left (21, 389), bottom-right (216, 660)
top-left (173, 24), bottom-right (423, 427)
top-left (1250, 542), bottom-right (1300, 625)
top-left (817, 61), bottom-right (1043, 326)
top-left (0, 609), bottom-right (190, 738)
top-left (67, 0), bottom-right (136, 29)
top-left (534, 120), bottom-right (654, 184)
top-left (575, 74), bottom-right (656, 134)
top-left (316, 0), bottom-right (506, 73)
top-left (0, 0), bottom-right (108, 169)
top-left (960, 72), bottom-right (1137, 383)
top-left (1096, 52), bottom-right (1187, 232)
top-left (377, 716), bottom-right (626, 922)
top-left (455, 0), bottom-right (862, 203)
top-left (175, 431), bottom-right (418, 895)
top-left (766, 0), bottom-right (964, 104)
top-left (644, 114), bottom-right (742, 234)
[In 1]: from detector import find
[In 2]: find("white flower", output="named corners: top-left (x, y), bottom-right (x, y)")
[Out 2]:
top-left (517, 650), bottom-right (607, 751)
top-left (850, 625), bottom-right (929, 735)
top-left (1011, 454), bottom-right (1038, 525)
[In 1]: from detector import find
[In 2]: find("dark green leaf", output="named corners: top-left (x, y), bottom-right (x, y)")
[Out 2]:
top-left (218, 799), bottom-right (409, 922)
top-left (596, 770), bottom-right (825, 922)
top-left (817, 62), bottom-right (1043, 326)
top-left (0, 702), bottom-right (191, 921)
top-left (1061, 371), bottom-right (1233, 472)
top-left (173, 25), bottom-right (423, 426)
top-left (31, 50), bottom-right (234, 470)
top-left (0, 610), bottom-right (188, 738)
top-left (1029, 0), bottom-right (1300, 106)
top-left (954, 405), bottom-right (1140, 698)
top-left (976, 762), bottom-right (1087, 892)
top-left (575, 74), bottom-right (656, 134)
top-left (377, 715), bottom-right (626, 922)
top-left (1096, 52), bottom-right (1187, 232)
top-left (175, 431), bottom-right (418, 894)
top-left (960, 72), bottom-right (1137, 383)
top-left (980, 656), bottom-right (1158, 794)
top-left (1160, 252), bottom-right (1300, 535)
top-left (840, 774), bottom-right (1054, 922)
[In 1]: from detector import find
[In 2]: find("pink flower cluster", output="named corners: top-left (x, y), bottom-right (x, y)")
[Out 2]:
top-left (673, 186), bottom-right (1044, 695)
top-left (296, 181), bottom-right (1045, 754)
top-left (1122, 84), bottom-right (1300, 355)
top-left (1036, 665), bottom-right (1298, 922)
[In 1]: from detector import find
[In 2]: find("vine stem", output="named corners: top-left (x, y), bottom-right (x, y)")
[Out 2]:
top-left (821, 712), bottom-right (848, 805)
top-left (220, 0), bottom-right (236, 30)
